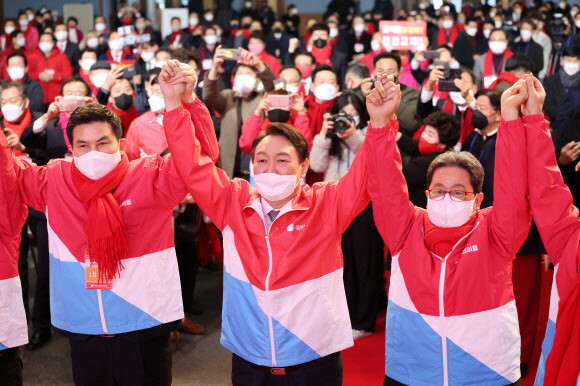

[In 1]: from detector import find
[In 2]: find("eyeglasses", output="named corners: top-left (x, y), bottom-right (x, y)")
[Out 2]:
top-left (428, 189), bottom-right (476, 202)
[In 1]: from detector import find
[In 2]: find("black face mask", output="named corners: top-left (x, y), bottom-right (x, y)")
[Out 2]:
top-left (243, 23), bottom-right (251, 29)
top-left (273, 27), bottom-right (283, 34)
top-left (267, 109), bottom-right (291, 123)
top-left (313, 38), bottom-right (327, 49)
top-left (114, 93), bottom-right (133, 111)
top-left (471, 110), bottom-right (488, 129)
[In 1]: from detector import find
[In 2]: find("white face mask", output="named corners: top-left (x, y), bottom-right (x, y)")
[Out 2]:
top-left (254, 172), bottom-right (299, 202)
top-left (1, 103), bottom-right (25, 122)
top-left (55, 30), bottom-right (68, 41)
top-left (489, 41), bottom-right (507, 55)
top-left (234, 74), bottom-right (257, 94)
top-left (314, 83), bottom-right (338, 102)
top-left (371, 40), bottom-right (381, 51)
top-left (109, 39), bottom-right (123, 51)
top-left (427, 195), bottom-right (476, 228)
top-left (16, 37), bottom-right (26, 48)
top-left (5, 26), bottom-right (15, 35)
top-left (449, 91), bottom-right (467, 105)
top-left (329, 27), bottom-right (339, 38)
top-left (520, 30), bottom-right (533, 41)
top-left (465, 27), bottom-right (478, 37)
top-left (489, 11), bottom-right (496, 18)
top-left (354, 24), bottom-right (365, 34)
top-left (204, 34), bottom-right (218, 45)
top-left (136, 23), bottom-right (146, 31)
top-left (274, 32), bottom-right (282, 40)
top-left (172, 24), bottom-right (181, 32)
top-left (286, 84), bottom-right (299, 94)
top-left (572, 10), bottom-right (578, 17)
top-left (576, 20), bottom-right (580, 29)
top-left (494, 20), bottom-right (503, 28)
top-left (563, 61), bottom-right (580, 76)
top-left (39, 42), bottom-right (54, 53)
top-left (148, 94), bottom-right (165, 113)
top-left (19, 20), bottom-right (29, 29)
top-left (8, 66), bottom-right (25, 81)
top-left (27, 14), bottom-right (34, 21)
top-left (205, 14), bottom-right (214, 22)
top-left (352, 115), bottom-right (361, 126)
top-left (81, 58), bottom-right (96, 72)
top-left (95, 23), bottom-right (106, 33)
top-left (141, 51), bottom-right (154, 63)
top-left (73, 150), bottom-right (122, 180)
top-left (190, 17), bottom-right (199, 26)
top-left (91, 72), bottom-right (108, 88)
top-left (458, 17), bottom-right (466, 24)
top-left (483, 29), bottom-right (492, 39)
top-left (442, 20), bottom-right (454, 29)
top-left (87, 37), bottom-right (99, 48)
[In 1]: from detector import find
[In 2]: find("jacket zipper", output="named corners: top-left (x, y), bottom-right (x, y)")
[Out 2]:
top-left (433, 222), bottom-right (480, 386)
top-left (264, 229), bottom-right (276, 366)
top-left (97, 289), bottom-right (108, 334)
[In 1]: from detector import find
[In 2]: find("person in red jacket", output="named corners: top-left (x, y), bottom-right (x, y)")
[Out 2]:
top-left (365, 75), bottom-right (535, 385)
top-left (18, 13), bottom-right (38, 52)
top-left (27, 32), bottom-right (74, 105)
top-left (1, 20), bottom-right (16, 51)
top-left (0, 119), bottom-right (28, 386)
top-left (247, 32), bottom-right (282, 77)
top-left (239, 89), bottom-right (312, 154)
top-left (437, 14), bottom-right (460, 46)
top-left (106, 78), bottom-right (139, 135)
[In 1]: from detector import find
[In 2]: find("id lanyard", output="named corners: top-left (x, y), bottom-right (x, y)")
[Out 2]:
top-left (337, 149), bottom-right (351, 175)
top-left (469, 133), bottom-right (496, 161)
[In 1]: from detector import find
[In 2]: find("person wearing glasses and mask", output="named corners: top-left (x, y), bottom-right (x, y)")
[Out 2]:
top-left (365, 76), bottom-right (535, 385)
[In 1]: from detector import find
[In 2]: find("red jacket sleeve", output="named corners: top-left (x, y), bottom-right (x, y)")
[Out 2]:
top-left (53, 53), bottom-right (73, 83)
top-left (365, 118), bottom-right (416, 255)
top-left (293, 113), bottom-right (313, 150)
top-left (182, 98), bottom-right (219, 164)
top-left (525, 113), bottom-right (580, 271)
top-left (26, 51), bottom-right (41, 81)
top-left (125, 121), bottom-right (140, 161)
top-left (488, 117), bottom-right (532, 258)
top-left (163, 100), bottom-right (241, 230)
top-left (239, 114), bottom-right (263, 155)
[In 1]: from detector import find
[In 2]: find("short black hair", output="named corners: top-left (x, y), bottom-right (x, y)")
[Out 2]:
top-left (155, 47), bottom-right (172, 58)
top-left (563, 45), bottom-right (580, 58)
top-left (311, 64), bottom-right (338, 83)
top-left (60, 76), bottom-right (91, 97)
top-left (151, 75), bottom-right (159, 86)
top-left (436, 44), bottom-right (453, 55)
top-left (423, 111), bottom-right (460, 149)
top-left (310, 22), bottom-right (330, 34)
top-left (427, 151), bottom-right (485, 193)
top-left (172, 48), bottom-right (200, 68)
top-left (280, 65), bottom-right (302, 78)
top-left (294, 50), bottom-right (315, 65)
top-left (505, 52), bottom-right (534, 73)
top-left (1, 82), bottom-right (27, 99)
top-left (233, 63), bottom-right (258, 76)
top-left (40, 32), bottom-right (55, 42)
top-left (248, 31), bottom-right (265, 43)
top-left (374, 52), bottom-right (401, 69)
top-left (67, 16), bottom-right (79, 24)
top-left (489, 28), bottom-right (507, 39)
top-left (346, 61), bottom-right (370, 80)
top-left (461, 67), bottom-right (476, 85)
top-left (80, 48), bottom-right (97, 57)
top-left (66, 103), bottom-right (123, 145)
top-left (475, 89), bottom-right (501, 112)
top-left (251, 122), bottom-right (309, 163)
top-left (171, 16), bottom-right (181, 23)
top-left (7, 51), bottom-right (27, 67)
top-left (520, 18), bottom-right (536, 29)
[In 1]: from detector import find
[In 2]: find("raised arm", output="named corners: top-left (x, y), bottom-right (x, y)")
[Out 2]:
top-left (160, 61), bottom-right (240, 230)
top-left (365, 75), bottom-right (416, 254)
top-left (489, 78), bottom-right (533, 257)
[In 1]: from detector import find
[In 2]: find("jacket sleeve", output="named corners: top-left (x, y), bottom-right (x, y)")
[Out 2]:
top-left (0, 129), bottom-right (27, 240)
top-left (525, 113), bottom-right (580, 266)
top-left (239, 113), bottom-right (264, 155)
top-left (202, 74), bottom-right (227, 115)
top-left (365, 118), bottom-right (416, 254)
top-left (125, 122), bottom-right (140, 161)
top-left (26, 53), bottom-right (41, 82)
top-left (308, 135), bottom-right (332, 173)
top-left (162, 101), bottom-right (240, 230)
top-left (54, 55), bottom-right (73, 83)
top-left (258, 64), bottom-right (276, 92)
top-left (293, 113), bottom-right (313, 150)
top-left (488, 117), bottom-right (532, 258)
top-left (29, 81), bottom-right (44, 112)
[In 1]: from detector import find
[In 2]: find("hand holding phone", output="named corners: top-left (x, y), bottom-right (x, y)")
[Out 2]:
top-left (267, 95), bottom-right (292, 108)
top-left (222, 48), bottom-right (242, 61)
top-left (60, 98), bottom-right (87, 113)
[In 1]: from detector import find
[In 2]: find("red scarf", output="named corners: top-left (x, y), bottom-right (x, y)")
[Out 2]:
top-left (543, 247), bottom-right (580, 385)
top-left (3, 108), bottom-right (32, 157)
top-left (310, 44), bottom-right (333, 66)
top-left (483, 49), bottom-right (513, 82)
top-left (424, 214), bottom-right (477, 257)
top-left (433, 82), bottom-right (449, 105)
top-left (170, 31), bottom-right (182, 46)
top-left (488, 71), bottom-right (520, 89)
top-left (306, 93), bottom-right (336, 136)
top-left (437, 26), bottom-right (459, 46)
top-left (107, 103), bottom-right (139, 135)
top-left (71, 153), bottom-right (130, 281)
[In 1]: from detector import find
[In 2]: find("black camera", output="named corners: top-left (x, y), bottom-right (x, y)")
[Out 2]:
top-left (329, 112), bottom-right (354, 136)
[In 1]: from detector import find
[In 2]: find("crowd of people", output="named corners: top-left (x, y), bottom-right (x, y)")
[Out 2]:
top-left (0, 0), bottom-right (579, 385)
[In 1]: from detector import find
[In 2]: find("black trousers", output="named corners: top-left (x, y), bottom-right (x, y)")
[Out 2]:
top-left (0, 347), bottom-right (23, 386)
top-left (69, 333), bottom-right (172, 386)
top-left (175, 237), bottom-right (199, 313)
top-left (232, 353), bottom-right (343, 386)
top-left (342, 203), bottom-right (386, 331)
top-left (18, 212), bottom-right (51, 334)
top-left (383, 375), bottom-right (522, 385)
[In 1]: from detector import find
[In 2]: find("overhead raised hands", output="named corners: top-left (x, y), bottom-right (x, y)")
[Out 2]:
top-left (500, 78), bottom-right (529, 121)
top-left (159, 60), bottom-right (198, 110)
top-left (366, 74), bottom-right (402, 129)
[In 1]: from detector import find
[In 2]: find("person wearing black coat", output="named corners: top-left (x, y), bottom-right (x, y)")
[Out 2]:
top-left (556, 111), bottom-right (580, 208)
top-left (372, 0), bottom-right (393, 21)
top-left (265, 21), bottom-right (291, 60)
top-left (396, 111), bottom-right (460, 208)
top-left (510, 20), bottom-right (544, 76)
top-left (452, 19), bottom-right (479, 69)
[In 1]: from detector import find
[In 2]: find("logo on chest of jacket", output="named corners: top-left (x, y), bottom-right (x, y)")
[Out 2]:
top-left (120, 199), bottom-right (132, 207)
top-left (286, 224), bottom-right (305, 232)
top-left (462, 245), bottom-right (479, 254)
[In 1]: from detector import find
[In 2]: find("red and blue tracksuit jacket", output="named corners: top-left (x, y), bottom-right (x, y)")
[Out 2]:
top-left (162, 98), bottom-right (375, 367)
top-left (366, 116), bottom-right (537, 385)
top-left (526, 116), bottom-right (580, 385)
top-left (0, 134), bottom-right (28, 350)
top-left (3, 102), bottom-right (214, 336)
